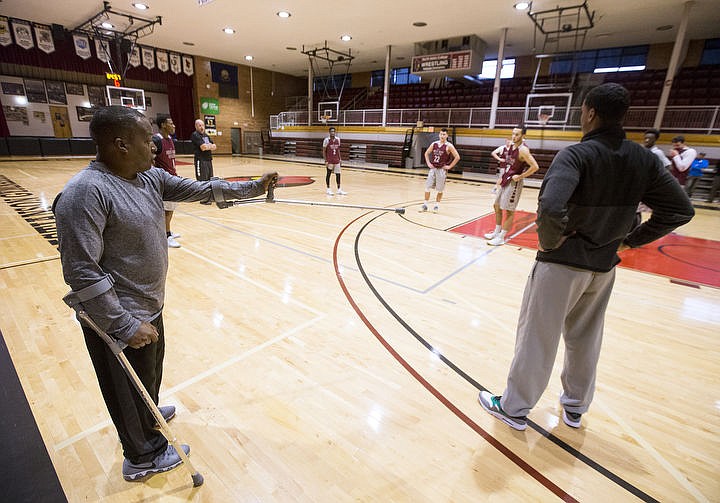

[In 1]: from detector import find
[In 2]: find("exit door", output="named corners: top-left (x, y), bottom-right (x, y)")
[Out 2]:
top-left (231, 128), bottom-right (241, 154)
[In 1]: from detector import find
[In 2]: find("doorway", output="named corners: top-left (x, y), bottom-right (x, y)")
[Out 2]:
top-left (231, 127), bottom-right (241, 155)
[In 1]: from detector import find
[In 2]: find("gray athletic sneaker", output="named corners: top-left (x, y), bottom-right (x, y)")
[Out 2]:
top-left (478, 391), bottom-right (527, 431)
top-left (122, 444), bottom-right (190, 482)
top-left (562, 409), bottom-right (582, 428)
top-left (154, 405), bottom-right (176, 428)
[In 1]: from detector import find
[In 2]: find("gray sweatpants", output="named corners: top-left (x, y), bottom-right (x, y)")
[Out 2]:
top-left (500, 261), bottom-right (616, 417)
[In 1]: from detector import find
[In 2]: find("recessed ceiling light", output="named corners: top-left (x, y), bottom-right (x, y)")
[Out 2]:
top-left (514, 2), bottom-right (530, 10)
top-left (412, 21), bottom-right (427, 27)
top-left (245, 55), bottom-right (253, 61)
top-left (656, 25), bottom-right (673, 31)
top-left (101, 22), bottom-right (114, 29)
top-left (277, 11), bottom-right (291, 18)
top-left (223, 27), bottom-right (235, 34)
top-left (340, 34), bottom-right (352, 41)
top-left (132, 2), bottom-right (149, 9)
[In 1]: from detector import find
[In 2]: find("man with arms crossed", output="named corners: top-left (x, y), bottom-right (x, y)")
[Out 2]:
top-left (191, 118), bottom-right (217, 183)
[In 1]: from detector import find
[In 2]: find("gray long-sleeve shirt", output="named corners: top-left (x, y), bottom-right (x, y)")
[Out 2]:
top-left (55, 161), bottom-right (266, 342)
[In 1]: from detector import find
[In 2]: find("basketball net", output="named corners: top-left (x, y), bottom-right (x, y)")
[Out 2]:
top-left (320, 115), bottom-right (330, 125)
top-left (538, 112), bottom-right (550, 126)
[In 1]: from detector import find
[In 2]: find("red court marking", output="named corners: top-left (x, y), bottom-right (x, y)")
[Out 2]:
top-left (450, 211), bottom-right (720, 289)
top-left (176, 160), bottom-right (192, 165)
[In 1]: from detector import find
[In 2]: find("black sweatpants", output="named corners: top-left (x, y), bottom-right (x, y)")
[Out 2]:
top-left (82, 315), bottom-right (167, 464)
top-left (195, 158), bottom-right (214, 181)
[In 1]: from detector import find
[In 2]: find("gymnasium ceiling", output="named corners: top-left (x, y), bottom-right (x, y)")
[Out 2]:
top-left (1, 0), bottom-right (719, 77)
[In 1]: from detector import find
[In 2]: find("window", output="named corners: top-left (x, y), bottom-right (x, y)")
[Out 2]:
top-left (477, 58), bottom-right (516, 79)
top-left (700, 38), bottom-right (720, 65)
top-left (550, 45), bottom-right (648, 74)
top-left (391, 67), bottom-right (421, 85)
top-left (370, 69), bottom-right (385, 87)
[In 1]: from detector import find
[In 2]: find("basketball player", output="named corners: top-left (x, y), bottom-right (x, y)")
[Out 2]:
top-left (667, 135), bottom-right (697, 187)
top-left (478, 83), bottom-right (694, 431)
top-left (152, 115), bottom-right (181, 248)
top-left (323, 127), bottom-right (346, 195)
top-left (54, 106), bottom-right (278, 481)
top-left (421, 128), bottom-right (460, 212)
top-left (484, 127), bottom-right (539, 245)
top-left (191, 119), bottom-right (216, 185)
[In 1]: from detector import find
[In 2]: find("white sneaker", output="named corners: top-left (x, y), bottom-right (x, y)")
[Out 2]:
top-left (484, 231), bottom-right (498, 239)
top-left (336, 188), bottom-right (347, 195)
top-left (421, 204), bottom-right (428, 212)
top-left (326, 188), bottom-right (334, 195)
top-left (170, 232), bottom-right (181, 239)
top-left (487, 235), bottom-right (505, 246)
top-left (433, 205), bottom-right (439, 212)
top-left (167, 236), bottom-right (181, 248)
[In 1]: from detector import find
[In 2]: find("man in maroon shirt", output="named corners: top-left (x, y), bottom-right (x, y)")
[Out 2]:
top-left (153, 115), bottom-right (181, 248)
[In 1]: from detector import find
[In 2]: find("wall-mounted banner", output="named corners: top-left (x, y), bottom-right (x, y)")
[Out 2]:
top-left (156, 50), bottom-right (168, 72)
top-left (0, 17), bottom-right (12, 47)
top-left (34, 23), bottom-right (54, 54)
top-left (169, 53), bottom-right (181, 74)
top-left (11, 20), bottom-right (34, 50)
top-left (128, 46), bottom-right (141, 67)
top-left (182, 55), bottom-right (194, 76)
top-left (200, 97), bottom-right (219, 114)
top-left (95, 38), bottom-right (110, 63)
top-left (141, 46), bottom-right (155, 70)
top-left (73, 33), bottom-right (91, 59)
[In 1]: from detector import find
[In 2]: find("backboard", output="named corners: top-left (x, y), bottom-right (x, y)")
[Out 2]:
top-left (106, 86), bottom-right (146, 110)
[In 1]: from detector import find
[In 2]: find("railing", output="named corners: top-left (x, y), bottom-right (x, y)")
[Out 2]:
top-left (271, 105), bottom-right (720, 134)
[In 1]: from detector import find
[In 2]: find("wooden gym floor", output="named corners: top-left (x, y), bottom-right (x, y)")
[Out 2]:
top-left (0, 156), bottom-right (718, 502)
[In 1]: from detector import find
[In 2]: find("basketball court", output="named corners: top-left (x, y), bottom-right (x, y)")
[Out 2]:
top-left (1, 156), bottom-right (718, 501)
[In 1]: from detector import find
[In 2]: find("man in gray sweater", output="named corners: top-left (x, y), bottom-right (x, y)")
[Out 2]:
top-left (54, 106), bottom-right (277, 481)
top-left (478, 83), bottom-right (694, 431)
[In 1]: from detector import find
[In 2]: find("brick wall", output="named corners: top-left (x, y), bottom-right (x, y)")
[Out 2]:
top-left (192, 56), bottom-right (305, 154)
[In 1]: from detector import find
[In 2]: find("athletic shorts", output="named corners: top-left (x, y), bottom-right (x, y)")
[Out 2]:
top-left (494, 179), bottom-right (524, 211)
top-left (425, 167), bottom-right (447, 192)
top-left (326, 162), bottom-right (341, 174)
top-left (163, 201), bottom-right (179, 211)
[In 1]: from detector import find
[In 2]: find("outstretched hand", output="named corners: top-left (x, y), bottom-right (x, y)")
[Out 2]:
top-left (259, 172), bottom-right (279, 191)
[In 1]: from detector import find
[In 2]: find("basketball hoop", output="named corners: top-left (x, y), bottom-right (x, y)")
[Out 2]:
top-left (538, 111), bottom-right (551, 126)
top-left (320, 115), bottom-right (330, 125)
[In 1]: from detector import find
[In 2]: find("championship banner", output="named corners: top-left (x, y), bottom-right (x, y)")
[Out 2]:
top-left (73, 34), bottom-right (91, 59)
top-left (182, 55), bottom-right (194, 76)
top-left (0, 17), bottom-right (12, 47)
top-left (128, 46), bottom-right (141, 67)
top-left (11, 20), bottom-right (34, 50)
top-left (95, 38), bottom-right (110, 63)
top-left (34, 24), bottom-right (55, 54)
top-left (141, 46), bottom-right (155, 69)
top-left (156, 50), bottom-right (168, 72)
top-left (169, 53), bottom-right (181, 74)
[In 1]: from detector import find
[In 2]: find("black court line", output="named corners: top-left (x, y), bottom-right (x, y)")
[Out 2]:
top-left (0, 329), bottom-right (67, 502)
top-left (350, 212), bottom-right (660, 502)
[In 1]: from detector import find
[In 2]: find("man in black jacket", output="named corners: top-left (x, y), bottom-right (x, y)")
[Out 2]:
top-left (479, 83), bottom-right (694, 431)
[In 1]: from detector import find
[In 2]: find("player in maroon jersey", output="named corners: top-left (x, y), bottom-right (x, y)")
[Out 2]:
top-left (484, 126), bottom-right (539, 245)
top-left (421, 128), bottom-right (460, 212)
top-left (323, 127), bottom-right (346, 195)
top-left (152, 115), bottom-right (181, 248)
